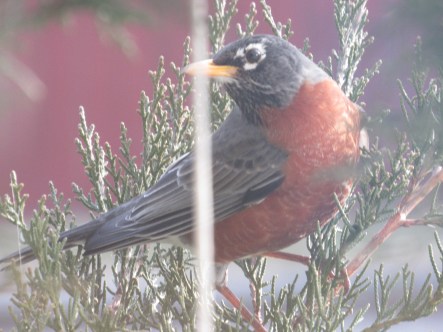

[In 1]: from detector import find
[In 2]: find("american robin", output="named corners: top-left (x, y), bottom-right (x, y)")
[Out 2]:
top-left (1, 35), bottom-right (362, 330)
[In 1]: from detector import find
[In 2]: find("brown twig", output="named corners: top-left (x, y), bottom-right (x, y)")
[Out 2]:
top-left (400, 218), bottom-right (443, 227)
top-left (216, 284), bottom-right (267, 332)
top-left (347, 166), bottom-right (443, 277)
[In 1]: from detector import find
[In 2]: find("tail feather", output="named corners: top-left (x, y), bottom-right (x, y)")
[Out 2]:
top-left (0, 220), bottom-right (104, 269)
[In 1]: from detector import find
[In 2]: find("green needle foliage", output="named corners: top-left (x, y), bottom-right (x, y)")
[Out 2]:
top-left (1, 0), bottom-right (443, 331)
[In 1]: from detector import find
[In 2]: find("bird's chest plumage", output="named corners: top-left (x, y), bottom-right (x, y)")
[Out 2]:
top-left (214, 79), bottom-right (361, 263)
top-left (264, 79), bottom-right (360, 183)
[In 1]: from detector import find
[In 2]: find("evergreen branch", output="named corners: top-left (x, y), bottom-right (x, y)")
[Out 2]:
top-left (363, 239), bottom-right (443, 332)
top-left (236, 2), bottom-right (258, 38)
top-left (73, 108), bottom-right (109, 213)
top-left (258, 0), bottom-right (293, 39)
top-left (209, 0), bottom-right (239, 52)
top-left (347, 167), bottom-right (443, 277)
top-left (329, 0), bottom-right (381, 102)
top-left (236, 257), bottom-right (268, 324)
top-left (0, 171), bottom-right (28, 228)
top-left (346, 53), bottom-right (443, 276)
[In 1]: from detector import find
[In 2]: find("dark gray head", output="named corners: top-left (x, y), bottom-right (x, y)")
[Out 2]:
top-left (185, 34), bottom-right (327, 124)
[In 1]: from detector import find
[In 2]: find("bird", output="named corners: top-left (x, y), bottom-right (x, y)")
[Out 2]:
top-left (1, 34), bottom-right (362, 330)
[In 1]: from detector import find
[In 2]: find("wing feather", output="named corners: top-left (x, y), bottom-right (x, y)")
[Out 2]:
top-left (80, 108), bottom-right (288, 254)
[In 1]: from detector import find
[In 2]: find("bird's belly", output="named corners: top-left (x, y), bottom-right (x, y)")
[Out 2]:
top-left (213, 176), bottom-right (352, 263)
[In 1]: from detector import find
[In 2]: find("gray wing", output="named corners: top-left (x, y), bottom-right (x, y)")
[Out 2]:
top-left (0, 107), bottom-right (288, 265)
top-left (82, 108), bottom-right (287, 255)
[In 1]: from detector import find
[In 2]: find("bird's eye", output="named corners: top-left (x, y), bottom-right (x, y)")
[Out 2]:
top-left (245, 48), bottom-right (262, 63)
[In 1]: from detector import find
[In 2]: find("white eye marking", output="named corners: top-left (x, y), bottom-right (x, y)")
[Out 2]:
top-left (232, 41), bottom-right (267, 70)
top-left (245, 42), bottom-right (266, 54)
top-left (234, 47), bottom-right (245, 59)
top-left (243, 43), bottom-right (266, 71)
top-left (243, 62), bottom-right (259, 71)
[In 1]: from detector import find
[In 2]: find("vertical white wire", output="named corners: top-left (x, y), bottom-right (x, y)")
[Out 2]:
top-left (190, 0), bottom-right (215, 330)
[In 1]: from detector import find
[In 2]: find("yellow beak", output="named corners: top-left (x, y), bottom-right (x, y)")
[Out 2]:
top-left (184, 59), bottom-right (237, 78)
